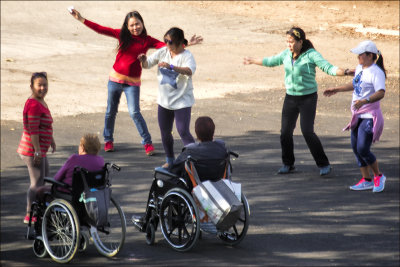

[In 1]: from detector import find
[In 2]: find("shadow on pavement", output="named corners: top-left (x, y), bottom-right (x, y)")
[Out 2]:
top-left (1, 130), bottom-right (399, 266)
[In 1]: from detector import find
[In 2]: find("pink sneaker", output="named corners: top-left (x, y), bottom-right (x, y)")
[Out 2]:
top-left (24, 215), bottom-right (37, 224)
top-left (373, 174), bottom-right (386, 193)
top-left (144, 144), bottom-right (155, 156)
top-left (104, 141), bottom-right (114, 152)
top-left (349, 177), bottom-right (374, 191)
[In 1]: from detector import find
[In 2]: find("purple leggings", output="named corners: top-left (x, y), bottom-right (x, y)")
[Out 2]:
top-left (158, 105), bottom-right (195, 158)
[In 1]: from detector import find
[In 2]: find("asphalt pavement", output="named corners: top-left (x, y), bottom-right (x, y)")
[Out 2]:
top-left (1, 91), bottom-right (399, 266)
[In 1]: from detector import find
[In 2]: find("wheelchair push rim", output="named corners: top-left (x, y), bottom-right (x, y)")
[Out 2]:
top-left (90, 196), bottom-right (126, 257)
top-left (160, 188), bottom-right (200, 252)
top-left (41, 199), bottom-right (80, 263)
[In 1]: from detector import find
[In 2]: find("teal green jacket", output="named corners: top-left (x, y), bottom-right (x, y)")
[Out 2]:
top-left (262, 48), bottom-right (338, 96)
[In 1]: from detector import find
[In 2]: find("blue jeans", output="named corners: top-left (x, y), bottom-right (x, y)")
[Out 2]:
top-left (351, 118), bottom-right (376, 167)
top-left (103, 80), bottom-right (152, 145)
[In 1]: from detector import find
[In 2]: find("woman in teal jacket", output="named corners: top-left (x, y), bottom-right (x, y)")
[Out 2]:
top-left (244, 27), bottom-right (352, 175)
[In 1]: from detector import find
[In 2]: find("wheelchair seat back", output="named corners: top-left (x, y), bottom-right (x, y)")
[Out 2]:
top-left (189, 158), bottom-right (228, 183)
top-left (69, 166), bottom-right (109, 225)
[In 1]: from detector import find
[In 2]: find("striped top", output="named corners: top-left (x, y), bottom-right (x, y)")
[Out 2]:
top-left (17, 98), bottom-right (53, 157)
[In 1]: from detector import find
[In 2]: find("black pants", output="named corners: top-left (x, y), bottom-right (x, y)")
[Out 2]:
top-left (280, 92), bottom-right (329, 167)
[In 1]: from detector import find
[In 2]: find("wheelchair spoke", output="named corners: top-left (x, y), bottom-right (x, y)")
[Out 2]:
top-left (182, 225), bottom-right (190, 239)
top-left (232, 225), bottom-right (239, 237)
top-left (42, 200), bottom-right (79, 263)
top-left (160, 189), bottom-right (200, 251)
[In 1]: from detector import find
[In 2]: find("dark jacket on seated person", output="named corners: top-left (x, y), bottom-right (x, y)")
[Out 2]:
top-left (169, 140), bottom-right (228, 182)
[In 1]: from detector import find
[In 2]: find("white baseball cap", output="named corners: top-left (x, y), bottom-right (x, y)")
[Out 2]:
top-left (350, 40), bottom-right (378, 54)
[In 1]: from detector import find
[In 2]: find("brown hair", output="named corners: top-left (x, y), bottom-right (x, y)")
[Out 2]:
top-left (195, 116), bottom-right (215, 142)
top-left (80, 133), bottom-right (101, 155)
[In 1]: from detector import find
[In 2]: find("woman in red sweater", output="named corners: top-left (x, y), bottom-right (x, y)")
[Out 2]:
top-left (17, 72), bottom-right (56, 224)
top-left (70, 8), bottom-right (202, 155)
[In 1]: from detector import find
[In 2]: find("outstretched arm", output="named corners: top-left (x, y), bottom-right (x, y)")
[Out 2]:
top-left (69, 8), bottom-right (119, 38)
top-left (70, 8), bottom-right (85, 23)
top-left (335, 68), bottom-right (356, 76)
top-left (243, 56), bottom-right (264, 66)
top-left (187, 34), bottom-right (203, 46)
top-left (323, 82), bottom-right (353, 97)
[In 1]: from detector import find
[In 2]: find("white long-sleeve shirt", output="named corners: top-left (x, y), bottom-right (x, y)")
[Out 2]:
top-left (145, 47), bottom-right (196, 110)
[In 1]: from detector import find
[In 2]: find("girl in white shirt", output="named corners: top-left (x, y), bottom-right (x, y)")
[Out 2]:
top-left (324, 40), bottom-right (386, 193)
top-left (139, 27), bottom-right (197, 168)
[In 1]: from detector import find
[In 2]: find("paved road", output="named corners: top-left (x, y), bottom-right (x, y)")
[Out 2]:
top-left (1, 91), bottom-right (399, 266)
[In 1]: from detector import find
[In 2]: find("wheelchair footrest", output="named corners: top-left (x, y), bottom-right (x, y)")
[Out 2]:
top-left (25, 227), bottom-right (36, 240)
top-left (200, 222), bottom-right (218, 234)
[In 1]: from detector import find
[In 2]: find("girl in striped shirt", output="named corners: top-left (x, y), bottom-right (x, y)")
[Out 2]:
top-left (17, 72), bottom-right (56, 224)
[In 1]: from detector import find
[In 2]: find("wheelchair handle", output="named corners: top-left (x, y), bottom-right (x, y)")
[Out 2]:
top-left (229, 151), bottom-right (239, 158)
top-left (105, 162), bottom-right (121, 171)
top-left (111, 163), bottom-right (121, 171)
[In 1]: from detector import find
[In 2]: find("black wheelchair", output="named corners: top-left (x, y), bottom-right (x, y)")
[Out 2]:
top-left (26, 163), bottom-right (126, 263)
top-left (132, 152), bottom-right (250, 252)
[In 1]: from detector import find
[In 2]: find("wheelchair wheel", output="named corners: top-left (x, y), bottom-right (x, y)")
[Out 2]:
top-left (218, 193), bottom-right (250, 246)
top-left (160, 188), bottom-right (200, 252)
top-left (33, 236), bottom-right (47, 258)
top-left (42, 199), bottom-right (80, 263)
top-left (145, 222), bottom-right (155, 245)
top-left (91, 196), bottom-right (126, 257)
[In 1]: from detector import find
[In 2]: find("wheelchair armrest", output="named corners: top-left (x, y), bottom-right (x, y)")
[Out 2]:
top-left (154, 167), bottom-right (179, 179)
top-left (44, 177), bottom-right (70, 189)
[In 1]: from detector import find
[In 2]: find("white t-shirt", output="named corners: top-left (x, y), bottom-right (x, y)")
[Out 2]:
top-left (145, 47), bottom-right (196, 110)
top-left (351, 63), bottom-right (385, 118)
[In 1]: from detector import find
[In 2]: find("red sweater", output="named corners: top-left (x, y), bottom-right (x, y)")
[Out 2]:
top-left (84, 19), bottom-right (165, 79)
top-left (17, 99), bottom-right (53, 157)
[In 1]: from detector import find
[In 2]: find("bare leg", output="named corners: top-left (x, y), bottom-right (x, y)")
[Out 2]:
top-left (360, 166), bottom-right (371, 179)
top-left (369, 160), bottom-right (381, 177)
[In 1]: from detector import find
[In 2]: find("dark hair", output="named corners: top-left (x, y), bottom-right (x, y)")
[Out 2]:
top-left (30, 72), bottom-right (47, 86)
top-left (164, 27), bottom-right (188, 47)
top-left (195, 116), bottom-right (215, 142)
top-left (366, 52), bottom-right (387, 78)
top-left (118, 11), bottom-right (147, 51)
top-left (286, 27), bottom-right (314, 58)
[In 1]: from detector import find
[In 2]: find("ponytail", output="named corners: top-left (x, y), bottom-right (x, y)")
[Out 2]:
top-left (301, 39), bottom-right (314, 54)
top-left (375, 52), bottom-right (387, 78)
top-left (367, 51), bottom-right (386, 78)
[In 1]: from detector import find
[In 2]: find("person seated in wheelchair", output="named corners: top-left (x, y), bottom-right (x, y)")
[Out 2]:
top-left (35, 133), bottom-right (104, 205)
top-left (132, 116), bottom-right (229, 230)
